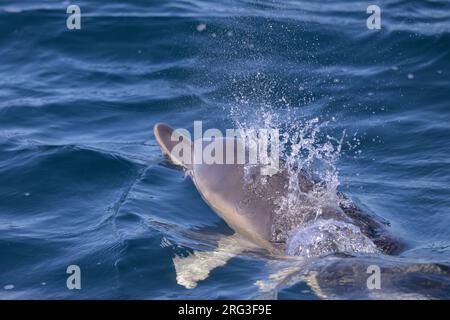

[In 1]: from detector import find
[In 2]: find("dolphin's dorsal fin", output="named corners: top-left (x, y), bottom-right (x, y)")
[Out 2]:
top-left (153, 123), bottom-right (193, 170)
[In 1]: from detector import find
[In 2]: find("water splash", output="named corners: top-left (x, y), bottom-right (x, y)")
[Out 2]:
top-left (286, 219), bottom-right (379, 257)
top-left (230, 98), bottom-right (347, 239)
top-left (272, 117), bottom-right (348, 242)
top-left (226, 83), bottom-right (385, 256)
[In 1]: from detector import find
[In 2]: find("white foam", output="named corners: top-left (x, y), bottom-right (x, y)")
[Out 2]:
top-left (196, 24), bottom-right (207, 32)
top-left (286, 219), bottom-right (378, 257)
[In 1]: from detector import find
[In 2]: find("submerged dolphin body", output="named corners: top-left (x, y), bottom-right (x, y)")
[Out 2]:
top-left (153, 123), bottom-right (402, 288)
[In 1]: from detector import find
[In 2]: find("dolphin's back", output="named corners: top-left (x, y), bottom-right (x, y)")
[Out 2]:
top-left (192, 162), bottom-right (277, 249)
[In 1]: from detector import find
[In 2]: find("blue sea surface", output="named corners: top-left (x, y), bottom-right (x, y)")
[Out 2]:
top-left (0, 0), bottom-right (450, 299)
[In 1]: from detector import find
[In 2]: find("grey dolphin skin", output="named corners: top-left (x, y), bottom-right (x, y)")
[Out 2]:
top-left (153, 123), bottom-right (403, 256)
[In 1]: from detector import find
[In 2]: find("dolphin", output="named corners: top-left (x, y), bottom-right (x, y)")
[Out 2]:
top-left (255, 254), bottom-right (450, 299)
top-left (153, 123), bottom-right (402, 288)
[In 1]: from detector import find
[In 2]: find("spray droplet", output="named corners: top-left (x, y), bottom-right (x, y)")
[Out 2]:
top-left (196, 24), bottom-right (206, 32)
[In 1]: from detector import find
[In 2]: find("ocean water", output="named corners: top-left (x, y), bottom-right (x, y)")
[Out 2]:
top-left (1, 0), bottom-right (450, 299)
